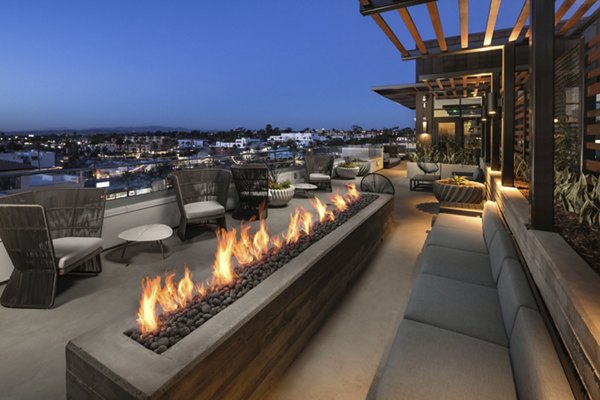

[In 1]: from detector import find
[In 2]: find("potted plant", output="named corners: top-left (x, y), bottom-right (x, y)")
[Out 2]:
top-left (268, 168), bottom-right (295, 207)
top-left (336, 161), bottom-right (360, 179)
top-left (433, 175), bottom-right (485, 205)
top-left (355, 159), bottom-right (371, 176)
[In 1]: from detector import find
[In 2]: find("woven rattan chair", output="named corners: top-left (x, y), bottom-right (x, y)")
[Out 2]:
top-left (305, 153), bottom-right (334, 192)
top-left (231, 164), bottom-right (269, 220)
top-left (0, 188), bottom-right (106, 308)
top-left (170, 168), bottom-right (231, 241)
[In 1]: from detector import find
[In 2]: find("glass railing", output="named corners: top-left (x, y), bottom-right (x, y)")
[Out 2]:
top-left (0, 145), bottom-right (389, 201)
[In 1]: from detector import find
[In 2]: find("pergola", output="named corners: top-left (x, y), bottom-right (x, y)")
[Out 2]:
top-left (360, 0), bottom-right (599, 231)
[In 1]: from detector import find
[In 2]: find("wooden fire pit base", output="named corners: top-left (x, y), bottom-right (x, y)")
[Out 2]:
top-left (66, 195), bottom-right (393, 400)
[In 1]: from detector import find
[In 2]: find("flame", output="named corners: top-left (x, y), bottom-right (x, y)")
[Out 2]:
top-left (330, 191), bottom-right (348, 212)
top-left (137, 276), bottom-right (160, 335)
top-left (136, 184), bottom-right (363, 334)
top-left (309, 197), bottom-right (334, 223)
top-left (212, 228), bottom-right (236, 288)
top-left (271, 234), bottom-right (283, 251)
top-left (176, 266), bottom-right (194, 308)
top-left (345, 183), bottom-right (361, 203)
top-left (285, 209), bottom-right (301, 244)
top-left (157, 271), bottom-right (179, 313)
top-left (252, 217), bottom-right (270, 260)
top-left (300, 208), bottom-right (313, 236)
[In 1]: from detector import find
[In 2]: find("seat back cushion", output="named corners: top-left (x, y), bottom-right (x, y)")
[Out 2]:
top-left (510, 308), bottom-right (574, 400)
top-left (497, 259), bottom-right (538, 337)
top-left (488, 230), bottom-right (518, 282)
top-left (483, 201), bottom-right (504, 248)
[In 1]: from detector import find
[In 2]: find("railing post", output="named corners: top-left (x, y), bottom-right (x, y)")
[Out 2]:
top-left (529, 0), bottom-right (554, 231)
top-left (502, 42), bottom-right (516, 186)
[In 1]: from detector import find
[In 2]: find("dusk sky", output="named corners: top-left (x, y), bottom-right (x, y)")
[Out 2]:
top-left (0, 1), bottom-right (585, 132)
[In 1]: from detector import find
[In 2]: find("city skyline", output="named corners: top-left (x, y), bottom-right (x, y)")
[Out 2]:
top-left (2, 1), bottom-right (525, 131)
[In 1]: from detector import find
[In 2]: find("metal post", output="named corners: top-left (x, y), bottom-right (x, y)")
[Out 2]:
top-left (530, 0), bottom-right (554, 230)
top-left (502, 43), bottom-right (516, 186)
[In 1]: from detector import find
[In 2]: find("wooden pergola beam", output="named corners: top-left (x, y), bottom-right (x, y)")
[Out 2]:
top-left (555, 0), bottom-right (576, 25)
top-left (484, 0), bottom-right (502, 46)
top-left (398, 8), bottom-right (428, 55)
top-left (462, 76), bottom-right (468, 97)
top-left (449, 77), bottom-right (458, 97)
top-left (558, 0), bottom-right (596, 36)
top-left (509, 0), bottom-right (529, 42)
top-left (426, 2), bottom-right (447, 52)
top-left (423, 80), bottom-right (434, 91)
top-left (370, 14), bottom-right (409, 57)
top-left (459, 0), bottom-right (469, 49)
top-left (436, 79), bottom-right (445, 90)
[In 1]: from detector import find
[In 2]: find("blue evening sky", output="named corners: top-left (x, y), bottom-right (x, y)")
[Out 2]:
top-left (0, 1), bottom-right (591, 132)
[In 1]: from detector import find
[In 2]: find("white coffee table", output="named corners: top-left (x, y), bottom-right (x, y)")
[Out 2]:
top-left (118, 224), bottom-right (173, 259)
top-left (294, 183), bottom-right (318, 198)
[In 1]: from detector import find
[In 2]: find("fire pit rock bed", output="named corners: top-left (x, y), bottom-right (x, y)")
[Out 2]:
top-left (125, 193), bottom-right (379, 354)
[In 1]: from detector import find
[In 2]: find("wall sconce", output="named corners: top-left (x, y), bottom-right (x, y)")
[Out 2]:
top-left (487, 93), bottom-right (497, 115)
top-left (481, 116), bottom-right (487, 122)
top-left (422, 117), bottom-right (428, 131)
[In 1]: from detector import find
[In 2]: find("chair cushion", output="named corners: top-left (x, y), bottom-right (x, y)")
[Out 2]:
top-left (376, 319), bottom-right (516, 400)
top-left (483, 201), bottom-right (505, 248)
top-left (432, 213), bottom-right (482, 231)
top-left (510, 308), bottom-right (574, 400)
top-left (53, 237), bottom-right (103, 270)
top-left (425, 225), bottom-right (488, 254)
top-left (497, 259), bottom-right (538, 338)
top-left (420, 245), bottom-right (495, 287)
top-left (405, 274), bottom-right (508, 346)
top-left (184, 201), bottom-right (225, 220)
top-left (309, 173), bottom-right (331, 182)
top-left (488, 230), bottom-right (519, 282)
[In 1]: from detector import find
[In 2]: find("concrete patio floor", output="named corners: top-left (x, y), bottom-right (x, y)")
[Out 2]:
top-left (0, 164), bottom-right (437, 400)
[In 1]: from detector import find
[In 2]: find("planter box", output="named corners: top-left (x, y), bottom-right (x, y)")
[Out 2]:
top-left (336, 166), bottom-right (359, 179)
top-left (66, 195), bottom-right (394, 400)
top-left (268, 186), bottom-right (295, 207)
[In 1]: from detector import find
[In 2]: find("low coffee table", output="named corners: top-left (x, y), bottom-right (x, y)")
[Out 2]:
top-left (118, 224), bottom-right (173, 259)
top-left (294, 183), bottom-right (318, 198)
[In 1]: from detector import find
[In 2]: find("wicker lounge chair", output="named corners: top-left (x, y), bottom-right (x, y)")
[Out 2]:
top-left (305, 153), bottom-right (334, 192)
top-left (0, 188), bottom-right (106, 308)
top-left (170, 168), bottom-right (231, 241)
top-left (231, 164), bottom-right (269, 220)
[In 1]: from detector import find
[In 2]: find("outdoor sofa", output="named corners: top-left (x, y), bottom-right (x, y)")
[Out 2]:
top-left (370, 201), bottom-right (573, 400)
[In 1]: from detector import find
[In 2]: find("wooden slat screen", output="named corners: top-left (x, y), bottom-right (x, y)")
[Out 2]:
top-left (585, 22), bottom-right (600, 174)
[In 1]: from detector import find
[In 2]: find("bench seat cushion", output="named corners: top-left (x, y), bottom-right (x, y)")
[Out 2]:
top-left (375, 319), bottom-right (516, 400)
top-left (425, 225), bottom-right (488, 254)
top-left (510, 308), bottom-right (574, 400)
top-left (420, 245), bottom-right (495, 287)
top-left (405, 274), bottom-right (508, 346)
top-left (53, 237), bottom-right (103, 271)
top-left (184, 200), bottom-right (224, 220)
top-left (432, 213), bottom-right (482, 231)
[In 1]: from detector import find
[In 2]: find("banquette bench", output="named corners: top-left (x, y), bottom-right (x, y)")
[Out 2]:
top-left (370, 201), bottom-right (574, 400)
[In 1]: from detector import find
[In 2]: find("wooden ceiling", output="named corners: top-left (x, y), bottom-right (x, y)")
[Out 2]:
top-left (360, 0), bottom-right (598, 59)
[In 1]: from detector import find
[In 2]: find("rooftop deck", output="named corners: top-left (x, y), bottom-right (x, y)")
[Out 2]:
top-left (0, 164), bottom-right (437, 400)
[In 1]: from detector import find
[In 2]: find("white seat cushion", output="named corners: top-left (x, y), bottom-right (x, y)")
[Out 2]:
top-left (425, 225), bottom-right (488, 254)
top-left (53, 237), bottom-right (103, 270)
top-left (184, 200), bottom-right (224, 220)
top-left (420, 245), bottom-right (495, 287)
top-left (433, 213), bottom-right (482, 231)
top-left (376, 319), bottom-right (516, 400)
top-left (309, 173), bottom-right (331, 182)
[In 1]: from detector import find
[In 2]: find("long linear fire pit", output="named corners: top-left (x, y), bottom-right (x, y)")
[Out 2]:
top-left (66, 188), bottom-right (393, 399)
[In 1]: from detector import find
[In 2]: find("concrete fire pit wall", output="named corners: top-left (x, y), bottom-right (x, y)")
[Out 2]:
top-left (66, 194), bottom-right (394, 400)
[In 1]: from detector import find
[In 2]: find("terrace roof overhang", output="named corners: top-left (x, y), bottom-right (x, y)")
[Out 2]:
top-left (359, 0), bottom-right (598, 61)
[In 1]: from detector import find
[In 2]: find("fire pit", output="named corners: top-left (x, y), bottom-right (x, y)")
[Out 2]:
top-left (66, 185), bottom-right (393, 399)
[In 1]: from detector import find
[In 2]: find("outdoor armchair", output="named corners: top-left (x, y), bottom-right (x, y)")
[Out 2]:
top-left (230, 164), bottom-right (269, 220)
top-left (170, 168), bottom-right (231, 241)
top-left (0, 188), bottom-right (106, 308)
top-left (304, 153), bottom-right (334, 192)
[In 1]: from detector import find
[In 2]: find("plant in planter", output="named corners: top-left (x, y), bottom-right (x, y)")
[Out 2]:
top-left (433, 175), bottom-right (484, 205)
top-left (268, 168), bottom-right (295, 207)
top-left (355, 159), bottom-right (371, 176)
top-left (336, 160), bottom-right (360, 179)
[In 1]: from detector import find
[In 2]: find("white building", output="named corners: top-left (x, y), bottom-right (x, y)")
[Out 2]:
top-left (177, 139), bottom-right (204, 149)
top-left (267, 132), bottom-right (321, 147)
top-left (0, 151), bottom-right (56, 168)
top-left (215, 138), bottom-right (250, 149)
